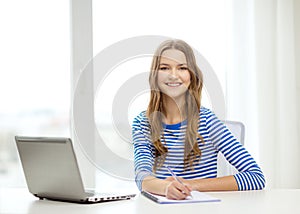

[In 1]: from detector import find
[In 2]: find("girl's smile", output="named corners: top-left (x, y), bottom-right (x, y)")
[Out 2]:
top-left (164, 82), bottom-right (183, 87)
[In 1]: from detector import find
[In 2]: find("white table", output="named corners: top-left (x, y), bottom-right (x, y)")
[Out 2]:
top-left (0, 188), bottom-right (299, 214)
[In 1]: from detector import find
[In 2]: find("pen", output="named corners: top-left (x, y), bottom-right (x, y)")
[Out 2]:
top-left (166, 166), bottom-right (193, 198)
top-left (166, 166), bottom-right (183, 184)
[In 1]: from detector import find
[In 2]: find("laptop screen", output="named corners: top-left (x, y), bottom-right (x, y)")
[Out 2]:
top-left (15, 136), bottom-right (87, 199)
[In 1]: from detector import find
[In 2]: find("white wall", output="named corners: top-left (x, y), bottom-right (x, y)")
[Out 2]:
top-left (295, 0), bottom-right (300, 138)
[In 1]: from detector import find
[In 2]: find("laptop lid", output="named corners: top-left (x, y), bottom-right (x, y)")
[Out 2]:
top-left (15, 136), bottom-right (87, 201)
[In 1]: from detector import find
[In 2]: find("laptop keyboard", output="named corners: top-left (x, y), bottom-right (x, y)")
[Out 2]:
top-left (85, 190), bottom-right (120, 197)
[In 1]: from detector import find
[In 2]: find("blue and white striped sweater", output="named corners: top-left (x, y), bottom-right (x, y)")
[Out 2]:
top-left (132, 107), bottom-right (265, 191)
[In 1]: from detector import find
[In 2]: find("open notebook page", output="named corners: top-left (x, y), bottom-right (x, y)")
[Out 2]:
top-left (141, 190), bottom-right (221, 204)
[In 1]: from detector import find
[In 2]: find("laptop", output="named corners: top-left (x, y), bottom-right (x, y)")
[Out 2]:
top-left (15, 136), bottom-right (136, 203)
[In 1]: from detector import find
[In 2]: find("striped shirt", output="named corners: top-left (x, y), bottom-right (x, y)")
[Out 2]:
top-left (132, 107), bottom-right (265, 191)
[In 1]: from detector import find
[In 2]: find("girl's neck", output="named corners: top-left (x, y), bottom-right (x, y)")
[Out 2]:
top-left (162, 96), bottom-right (186, 124)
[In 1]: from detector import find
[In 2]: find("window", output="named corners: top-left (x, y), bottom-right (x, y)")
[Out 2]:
top-left (0, 0), bottom-right (70, 187)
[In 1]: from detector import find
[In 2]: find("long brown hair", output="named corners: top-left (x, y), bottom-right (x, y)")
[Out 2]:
top-left (146, 39), bottom-right (204, 170)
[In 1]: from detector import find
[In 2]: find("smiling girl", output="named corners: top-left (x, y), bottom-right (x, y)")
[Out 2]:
top-left (132, 39), bottom-right (265, 200)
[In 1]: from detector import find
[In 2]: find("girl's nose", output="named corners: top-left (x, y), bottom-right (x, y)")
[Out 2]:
top-left (170, 67), bottom-right (179, 78)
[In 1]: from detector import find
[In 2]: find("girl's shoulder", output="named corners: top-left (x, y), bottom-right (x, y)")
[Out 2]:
top-left (137, 110), bottom-right (147, 118)
top-left (133, 110), bottom-right (149, 124)
top-left (135, 108), bottom-right (215, 120)
top-left (199, 106), bottom-right (215, 117)
top-left (134, 108), bottom-right (217, 123)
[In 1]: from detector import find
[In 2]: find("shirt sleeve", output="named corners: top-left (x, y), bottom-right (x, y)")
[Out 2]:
top-left (132, 112), bottom-right (155, 191)
top-left (205, 109), bottom-right (266, 190)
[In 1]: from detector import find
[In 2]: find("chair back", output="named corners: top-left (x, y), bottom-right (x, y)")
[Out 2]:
top-left (217, 120), bottom-right (245, 177)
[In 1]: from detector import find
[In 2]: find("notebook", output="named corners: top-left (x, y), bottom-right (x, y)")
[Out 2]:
top-left (15, 136), bottom-right (136, 203)
top-left (141, 190), bottom-right (220, 204)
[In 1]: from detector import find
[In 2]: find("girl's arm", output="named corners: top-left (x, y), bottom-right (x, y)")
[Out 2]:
top-left (204, 109), bottom-right (266, 190)
top-left (133, 112), bottom-right (191, 199)
top-left (171, 175), bottom-right (238, 191)
top-left (189, 175), bottom-right (238, 191)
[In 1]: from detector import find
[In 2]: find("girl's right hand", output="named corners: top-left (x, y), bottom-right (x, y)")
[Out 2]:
top-left (164, 177), bottom-right (192, 200)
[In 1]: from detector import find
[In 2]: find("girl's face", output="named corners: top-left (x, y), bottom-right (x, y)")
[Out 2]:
top-left (157, 49), bottom-right (191, 101)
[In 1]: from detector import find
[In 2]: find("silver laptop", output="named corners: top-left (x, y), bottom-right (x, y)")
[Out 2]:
top-left (15, 136), bottom-right (136, 203)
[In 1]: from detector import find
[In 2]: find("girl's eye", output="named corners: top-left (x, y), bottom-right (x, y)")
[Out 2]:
top-left (179, 67), bottom-right (188, 71)
top-left (159, 67), bottom-right (169, 71)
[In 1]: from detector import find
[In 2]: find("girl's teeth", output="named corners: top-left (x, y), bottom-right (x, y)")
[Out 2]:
top-left (167, 83), bottom-right (181, 86)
